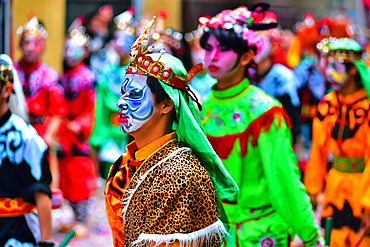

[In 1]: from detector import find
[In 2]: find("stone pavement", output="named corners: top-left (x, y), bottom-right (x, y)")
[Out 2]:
top-left (52, 178), bottom-right (113, 247)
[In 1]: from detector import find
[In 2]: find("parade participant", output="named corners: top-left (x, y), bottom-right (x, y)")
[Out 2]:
top-left (58, 18), bottom-right (96, 236)
top-left (14, 14), bottom-right (67, 146)
top-left (105, 18), bottom-right (238, 246)
top-left (185, 28), bottom-right (216, 99)
top-left (90, 7), bottom-right (135, 178)
top-left (304, 38), bottom-right (370, 247)
top-left (253, 29), bottom-right (302, 144)
top-left (198, 5), bottom-right (324, 246)
top-left (0, 54), bottom-right (54, 247)
top-left (86, 4), bottom-right (113, 70)
top-left (294, 16), bottom-right (349, 144)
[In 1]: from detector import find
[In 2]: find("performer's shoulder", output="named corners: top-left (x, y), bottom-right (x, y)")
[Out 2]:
top-left (6, 114), bottom-right (46, 147)
top-left (39, 62), bottom-right (59, 84)
top-left (245, 85), bottom-right (281, 114)
top-left (165, 143), bottom-right (211, 182)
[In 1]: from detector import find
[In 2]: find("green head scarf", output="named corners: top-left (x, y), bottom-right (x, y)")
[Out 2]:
top-left (326, 38), bottom-right (370, 98)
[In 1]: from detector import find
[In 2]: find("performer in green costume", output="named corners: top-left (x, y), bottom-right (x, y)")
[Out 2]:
top-left (198, 4), bottom-right (325, 246)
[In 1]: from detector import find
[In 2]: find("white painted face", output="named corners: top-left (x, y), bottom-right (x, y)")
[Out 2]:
top-left (116, 74), bottom-right (156, 133)
top-left (203, 34), bottom-right (239, 80)
top-left (325, 60), bottom-right (348, 90)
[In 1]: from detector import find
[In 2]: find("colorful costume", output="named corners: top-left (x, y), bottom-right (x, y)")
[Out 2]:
top-left (58, 21), bottom-right (96, 225)
top-left (105, 19), bottom-right (238, 246)
top-left (0, 111), bottom-right (52, 247)
top-left (14, 16), bottom-right (67, 138)
top-left (0, 55), bottom-right (52, 247)
top-left (304, 39), bottom-right (370, 246)
top-left (199, 5), bottom-right (324, 246)
top-left (58, 63), bottom-right (96, 202)
top-left (200, 79), bottom-right (323, 246)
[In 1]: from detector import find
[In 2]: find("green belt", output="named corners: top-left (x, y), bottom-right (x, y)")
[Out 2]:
top-left (332, 155), bottom-right (365, 173)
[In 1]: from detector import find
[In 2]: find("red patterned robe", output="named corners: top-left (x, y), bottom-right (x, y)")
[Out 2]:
top-left (13, 59), bottom-right (67, 137)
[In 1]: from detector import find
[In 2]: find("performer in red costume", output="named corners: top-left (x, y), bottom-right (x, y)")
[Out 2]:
top-left (13, 14), bottom-right (67, 146)
top-left (57, 17), bottom-right (96, 237)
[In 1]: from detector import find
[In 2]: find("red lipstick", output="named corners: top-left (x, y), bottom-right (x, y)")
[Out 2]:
top-left (208, 65), bottom-right (219, 72)
top-left (118, 111), bottom-right (129, 124)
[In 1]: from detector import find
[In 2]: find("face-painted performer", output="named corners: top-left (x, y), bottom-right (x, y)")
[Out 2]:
top-left (0, 54), bottom-right (54, 247)
top-left (304, 38), bottom-right (370, 246)
top-left (105, 17), bottom-right (238, 247)
top-left (13, 14), bottom-right (67, 146)
top-left (294, 16), bottom-right (349, 142)
top-left (198, 4), bottom-right (325, 246)
top-left (57, 17), bottom-right (96, 237)
top-left (185, 28), bottom-right (217, 99)
top-left (90, 7), bottom-right (136, 178)
top-left (293, 17), bottom-right (351, 174)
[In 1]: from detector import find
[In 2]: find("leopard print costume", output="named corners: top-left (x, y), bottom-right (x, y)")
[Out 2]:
top-left (121, 141), bottom-right (225, 247)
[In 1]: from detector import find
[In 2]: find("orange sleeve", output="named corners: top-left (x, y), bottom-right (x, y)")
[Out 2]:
top-left (304, 117), bottom-right (328, 195)
top-left (360, 134), bottom-right (370, 211)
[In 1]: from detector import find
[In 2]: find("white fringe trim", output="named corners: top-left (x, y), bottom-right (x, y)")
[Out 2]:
top-left (131, 219), bottom-right (228, 247)
top-left (121, 147), bottom-right (191, 225)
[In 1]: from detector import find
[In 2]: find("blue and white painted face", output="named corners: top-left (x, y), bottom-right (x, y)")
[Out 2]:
top-left (116, 74), bottom-right (156, 133)
top-left (325, 60), bottom-right (348, 90)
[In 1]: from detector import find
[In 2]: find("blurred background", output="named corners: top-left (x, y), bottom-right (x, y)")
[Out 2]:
top-left (0, 0), bottom-right (368, 72)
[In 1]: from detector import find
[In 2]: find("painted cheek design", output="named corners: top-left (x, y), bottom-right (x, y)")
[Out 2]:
top-left (326, 63), bottom-right (347, 86)
top-left (117, 75), bottom-right (156, 133)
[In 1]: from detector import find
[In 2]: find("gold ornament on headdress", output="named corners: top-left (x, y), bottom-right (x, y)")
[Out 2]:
top-left (127, 17), bottom-right (204, 90)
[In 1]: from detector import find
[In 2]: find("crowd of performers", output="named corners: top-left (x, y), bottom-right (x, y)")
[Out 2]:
top-left (1, 2), bottom-right (370, 247)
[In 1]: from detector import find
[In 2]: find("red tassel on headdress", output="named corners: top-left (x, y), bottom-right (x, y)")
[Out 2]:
top-left (207, 106), bottom-right (292, 159)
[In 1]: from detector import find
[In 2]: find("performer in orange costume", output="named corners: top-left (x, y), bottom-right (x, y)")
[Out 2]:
top-left (304, 38), bottom-right (370, 247)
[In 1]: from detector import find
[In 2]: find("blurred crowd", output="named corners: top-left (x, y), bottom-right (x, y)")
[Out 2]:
top-left (2, 2), bottom-right (370, 246)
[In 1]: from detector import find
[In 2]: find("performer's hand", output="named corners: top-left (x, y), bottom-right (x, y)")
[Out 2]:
top-left (361, 211), bottom-right (370, 234)
top-left (309, 194), bottom-right (317, 210)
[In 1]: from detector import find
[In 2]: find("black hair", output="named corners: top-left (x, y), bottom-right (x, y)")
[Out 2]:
top-left (200, 28), bottom-right (257, 57)
top-left (200, 28), bottom-right (257, 75)
top-left (147, 76), bottom-right (170, 104)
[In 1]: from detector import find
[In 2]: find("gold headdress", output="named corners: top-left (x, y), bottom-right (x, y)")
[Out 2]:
top-left (126, 17), bottom-right (204, 90)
